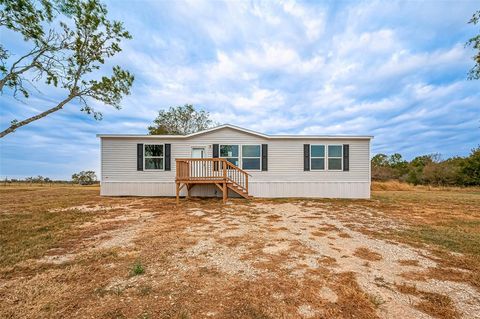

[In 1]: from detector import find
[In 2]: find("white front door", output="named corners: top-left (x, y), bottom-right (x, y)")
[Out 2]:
top-left (191, 147), bottom-right (205, 158)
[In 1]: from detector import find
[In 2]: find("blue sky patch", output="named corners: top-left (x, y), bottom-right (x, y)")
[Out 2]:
top-left (1, 0), bottom-right (479, 179)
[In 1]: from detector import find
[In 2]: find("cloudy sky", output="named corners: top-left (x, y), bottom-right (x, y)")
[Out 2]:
top-left (1, 0), bottom-right (479, 179)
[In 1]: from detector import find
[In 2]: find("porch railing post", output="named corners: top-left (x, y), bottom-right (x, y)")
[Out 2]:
top-left (222, 159), bottom-right (227, 182)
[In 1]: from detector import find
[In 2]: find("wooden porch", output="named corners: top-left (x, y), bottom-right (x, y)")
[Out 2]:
top-left (175, 158), bottom-right (251, 204)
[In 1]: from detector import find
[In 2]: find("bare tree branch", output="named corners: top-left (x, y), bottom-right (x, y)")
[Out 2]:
top-left (0, 94), bottom-right (76, 138)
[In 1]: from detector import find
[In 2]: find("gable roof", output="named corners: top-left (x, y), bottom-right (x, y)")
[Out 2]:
top-left (96, 123), bottom-right (373, 139)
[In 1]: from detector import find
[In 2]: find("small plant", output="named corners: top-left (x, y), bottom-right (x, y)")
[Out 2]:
top-left (130, 260), bottom-right (145, 276)
top-left (368, 294), bottom-right (385, 308)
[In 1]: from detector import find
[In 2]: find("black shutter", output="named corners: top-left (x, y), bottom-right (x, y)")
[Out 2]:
top-left (212, 144), bottom-right (219, 171)
top-left (261, 144), bottom-right (268, 171)
top-left (343, 144), bottom-right (349, 171)
top-left (137, 144), bottom-right (143, 171)
top-left (164, 144), bottom-right (171, 171)
top-left (304, 144), bottom-right (310, 171)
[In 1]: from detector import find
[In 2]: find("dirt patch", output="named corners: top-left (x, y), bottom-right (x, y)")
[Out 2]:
top-left (319, 286), bottom-right (338, 303)
top-left (39, 204), bottom-right (155, 264)
top-left (1, 186), bottom-right (480, 319)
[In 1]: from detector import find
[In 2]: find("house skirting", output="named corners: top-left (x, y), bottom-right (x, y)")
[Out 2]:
top-left (100, 181), bottom-right (370, 199)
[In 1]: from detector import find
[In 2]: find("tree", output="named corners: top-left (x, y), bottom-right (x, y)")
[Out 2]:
top-left (0, 0), bottom-right (134, 138)
top-left (371, 154), bottom-right (389, 167)
top-left (467, 10), bottom-right (480, 79)
top-left (148, 104), bottom-right (216, 135)
top-left (371, 153), bottom-right (396, 180)
top-left (72, 170), bottom-right (97, 185)
top-left (388, 153), bottom-right (409, 179)
top-left (25, 175), bottom-right (50, 183)
top-left (461, 147), bottom-right (480, 185)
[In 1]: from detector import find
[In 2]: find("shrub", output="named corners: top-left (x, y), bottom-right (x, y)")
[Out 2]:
top-left (71, 171), bottom-right (97, 185)
top-left (130, 261), bottom-right (145, 276)
top-left (371, 147), bottom-right (480, 186)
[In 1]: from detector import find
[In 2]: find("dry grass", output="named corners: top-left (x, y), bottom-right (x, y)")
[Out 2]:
top-left (353, 247), bottom-right (383, 261)
top-left (397, 259), bottom-right (419, 266)
top-left (416, 292), bottom-right (460, 319)
top-left (371, 180), bottom-right (480, 192)
top-left (395, 283), bottom-right (460, 319)
top-left (371, 180), bottom-right (414, 191)
top-left (1, 185), bottom-right (479, 319)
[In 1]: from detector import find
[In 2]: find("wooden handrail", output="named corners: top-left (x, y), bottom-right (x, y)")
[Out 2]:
top-left (224, 160), bottom-right (252, 176)
top-left (176, 158), bottom-right (223, 161)
top-left (175, 158), bottom-right (250, 194)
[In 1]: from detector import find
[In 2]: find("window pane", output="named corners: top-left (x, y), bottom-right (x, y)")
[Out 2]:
top-left (328, 158), bottom-right (342, 170)
top-left (311, 158), bottom-right (325, 170)
top-left (145, 158), bottom-right (163, 169)
top-left (242, 158), bottom-right (260, 170)
top-left (220, 145), bottom-right (239, 157)
top-left (311, 145), bottom-right (325, 157)
top-left (226, 157), bottom-right (239, 166)
top-left (145, 144), bottom-right (163, 157)
top-left (242, 145), bottom-right (260, 157)
top-left (328, 145), bottom-right (342, 158)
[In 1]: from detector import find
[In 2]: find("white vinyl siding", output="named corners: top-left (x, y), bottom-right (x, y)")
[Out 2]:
top-left (100, 127), bottom-right (371, 198)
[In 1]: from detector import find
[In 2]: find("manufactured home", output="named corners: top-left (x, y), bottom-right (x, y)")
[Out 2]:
top-left (97, 124), bottom-right (372, 201)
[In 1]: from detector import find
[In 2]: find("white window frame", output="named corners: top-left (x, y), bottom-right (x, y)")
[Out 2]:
top-left (241, 144), bottom-right (262, 171)
top-left (327, 144), bottom-right (343, 171)
top-left (144, 143), bottom-right (165, 171)
top-left (310, 144), bottom-right (326, 171)
top-left (218, 144), bottom-right (262, 171)
top-left (219, 144), bottom-right (240, 167)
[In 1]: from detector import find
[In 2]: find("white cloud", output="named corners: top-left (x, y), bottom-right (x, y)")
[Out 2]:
top-left (2, 0), bottom-right (480, 179)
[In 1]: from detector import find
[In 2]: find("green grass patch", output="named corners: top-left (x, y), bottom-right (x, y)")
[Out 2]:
top-left (0, 186), bottom-right (100, 268)
top-left (130, 260), bottom-right (145, 276)
top-left (0, 209), bottom-right (95, 268)
top-left (400, 220), bottom-right (480, 256)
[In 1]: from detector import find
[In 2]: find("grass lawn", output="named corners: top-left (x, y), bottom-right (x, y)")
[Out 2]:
top-left (0, 183), bottom-right (479, 319)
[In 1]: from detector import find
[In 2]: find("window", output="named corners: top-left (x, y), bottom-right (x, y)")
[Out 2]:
top-left (220, 145), bottom-right (239, 166)
top-left (144, 144), bottom-right (164, 170)
top-left (310, 145), bottom-right (325, 170)
top-left (242, 145), bottom-right (261, 170)
top-left (328, 145), bottom-right (343, 170)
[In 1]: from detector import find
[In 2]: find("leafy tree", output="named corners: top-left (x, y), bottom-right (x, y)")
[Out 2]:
top-left (406, 154), bottom-right (438, 185)
top-left (0, 0), bottom-right (134, 138)
top-left (388, 153), bottom-right (408, 179)
top-left (423, 160), bottom-right (462, 186)
top-left (25, 175), bottom-right (50, 183)
top-left (371, 154), bottom-right (389, 167)
top-left (461, 147), bottom-right (480, 185)
top-left (72, 170), bottom-right (97, 185)
top-left (467, 10), bottom-right (480, 79)
top-left (148, 104), bottom-right (216, 135)
top-left (371, 153), bottom-right (395, 180)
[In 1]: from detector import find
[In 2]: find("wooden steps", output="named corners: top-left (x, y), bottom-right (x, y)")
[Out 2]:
top-left (175, 158), bottom-right (252, 204)
top-left (227, 183), bottom-right (251, 199)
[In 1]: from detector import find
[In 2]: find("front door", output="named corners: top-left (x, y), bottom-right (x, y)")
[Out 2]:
top-left (191, 147), bottom-right (205, 158)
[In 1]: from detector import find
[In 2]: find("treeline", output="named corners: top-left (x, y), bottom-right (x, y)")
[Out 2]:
top-left (372, 147), bottom-right (480, 186)
top-left (2, 176), bottom-right (73, 184)
top-left (2, 171), bottom-right (98, 185)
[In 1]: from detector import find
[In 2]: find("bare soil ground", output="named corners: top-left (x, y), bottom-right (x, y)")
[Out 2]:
top-left (0, 184), bottom-right (479, 318)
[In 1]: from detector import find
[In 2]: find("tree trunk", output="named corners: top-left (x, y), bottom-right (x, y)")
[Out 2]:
top-left (0, 95), bottom-right (75, 138)
top-left (0, 76), bottom-right (9, 92)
